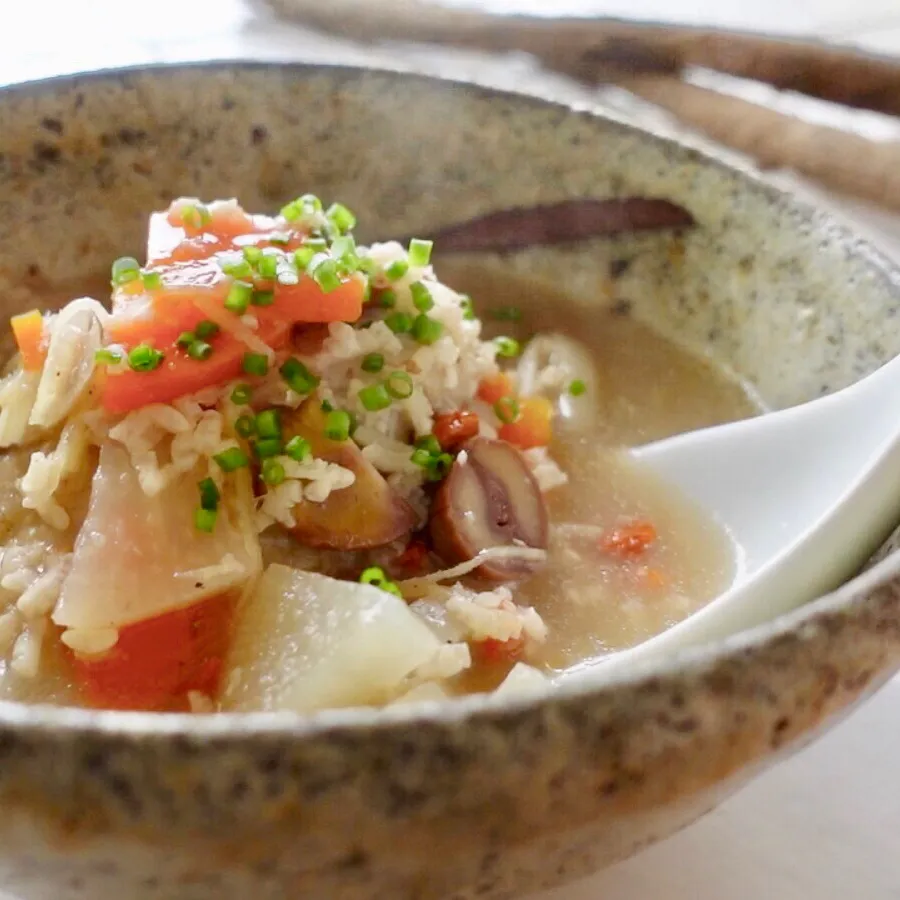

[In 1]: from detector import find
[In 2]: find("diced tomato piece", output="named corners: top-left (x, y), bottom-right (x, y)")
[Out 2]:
top-left (259, 275), bottom-right (365, 326)
top-left (433, 411), bottom-right (480, 451)
top-left (11, 309), bottom-right (46, 371)
top-left (477, 372), bottom-right (515, 405)
top-left (599, 520), bottom-right (657, 558)
top-left (498, 396), bottom-right (553, 449)
top-left (70, 592), bottom-right (235, 712)
top-left (471, 636), bottom-right (525, 666)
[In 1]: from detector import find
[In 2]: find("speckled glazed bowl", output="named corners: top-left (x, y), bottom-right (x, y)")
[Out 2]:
top-left (1, 62), bottom-right (900, 900)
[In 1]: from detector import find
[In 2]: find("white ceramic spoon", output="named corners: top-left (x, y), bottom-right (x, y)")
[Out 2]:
top-left (603, 350), bottom-right (900, 669)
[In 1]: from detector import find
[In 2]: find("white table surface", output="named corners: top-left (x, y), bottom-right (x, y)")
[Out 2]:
top-left (5, 1), bottom-right (900, 898)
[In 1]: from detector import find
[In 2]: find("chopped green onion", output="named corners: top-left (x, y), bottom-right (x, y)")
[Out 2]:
top-left (379, 289), bottom-right (397, 309)
top-left (324, 409), bottom-right (351, 441)
top-left (285, 435), bottom-right (311, 462)
top-left (213, 447), bottom-right (250, 472)
top-left (253, 438), bottom-right (283, 459)
top-left (198, 477), bottom-right (220, 511)
top-left (280, 357), bottom-right (319, 394)
top-left (411, 447), bottom-right (433, 468)
top-left (331, 235), bottom-right (358, 267)
top-left (257, 254), bottom-right (279, 281)
top-left (385, 258), bottom-right (409, 282)
top-left (269, 232), bottom-right (290, 246)
top-left (326, 202), bottom-right (357, 234)
top-left (176, 331), bottom-right (196, 349)
top-left (141, 269), bottom-right (162, 291)
top-left (195, 320), bottom-right (220, 340)
top-left (235, 414), bottom-right (256, 438)
top-left (251, 289), bottom-right (275, 307)
top-left (320, 399), bottom-right (334, 412)
top-left (386, 370), bottom-right (414, 399)
top-left (494, 396), bottom-right (520, 424)
top-left (357, 256), bottom-right (376, 275)
top-left (310, 257), bottom-right (341, 293)
top-left (489, 305), bottom-right (523, 323)
top-left (111, 256), bottom-right (141, 287)
top-left (303, 237), bottom-right (328, 252)
top-left (188, 340), bottom-right (213, 361)
top-left (569, 379), bottom-right (587, 396)
top-left (221, 258), bottom-right (253, 279)
top-left (261, 458), bottom-right (286, 487)
top-left (225, 280), bottom-right (253, 314)
top-left (255, 409), bottom-right (282, 440)
top-left (408, 238), bottom-right (434, 268)
top-left (410, 282), bottom-right (434, 313)
top-left (358, 382), bottom-right (392, 412)
top-left (385, 312), bottom-right (413, 334)
top-left (281, 194), bottom-right (322, 221)
top-left (412, 314), bottom-right (443, 345)
top-left (127, 344), bottom-right (164, 372)
top-left (460, 295), bottom-right (476, 321)
top-left (242, 246), bottom-right (263, 266)
top-left (494, 336), bottom-right (521, 359)
top-left (361, 353), bottom-right (385, 374)
top-left (360, 566), bottom-right (387, 586)
top-left (181, 203), bottom-right (211, 230)
top-left (94, 348), bottom-right (122, 366)
top-left (242, 352), bottom-right (269, 376)
top-left (276, 263), bottom-right (299, 286)
top-left (231, 383), bottom-right (253, 405)
top-left (194, 507), bottom-right (217, 533)
top-left (381, 581), bottom-right (403, 597)
top-left (425, 452), bottom-right (454, 482)
top-left (415, 434), bottom-right (441, 456)
top-left (293, 246), bottom-right (316, 270)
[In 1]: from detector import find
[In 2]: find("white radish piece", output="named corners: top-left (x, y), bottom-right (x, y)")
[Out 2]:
top-left (493, 662), bottom-right (551, 699)
top-left (53, 442), bottom-right (260, 631)
top-left (220, 565), bottom-right (443, 713)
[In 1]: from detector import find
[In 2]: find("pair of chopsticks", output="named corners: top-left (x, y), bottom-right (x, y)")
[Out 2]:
top-left (263, 0), bottom-right (900, 212)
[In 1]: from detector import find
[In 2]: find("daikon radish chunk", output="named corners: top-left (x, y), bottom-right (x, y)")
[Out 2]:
top-left (220, 565), bottom-right (443, 713)
top-left (53, 443), bottom-right (261, 631)
top-left (493, 662), bottom-right (550, 698)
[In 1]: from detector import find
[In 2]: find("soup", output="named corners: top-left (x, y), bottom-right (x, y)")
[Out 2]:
top-left (0, 196), bottom-right (757, 713)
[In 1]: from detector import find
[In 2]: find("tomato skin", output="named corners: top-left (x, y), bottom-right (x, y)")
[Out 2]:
top-left (471, 636), bottom-right (525, 666)
top-left (70, 592), bottom-right (235, 712)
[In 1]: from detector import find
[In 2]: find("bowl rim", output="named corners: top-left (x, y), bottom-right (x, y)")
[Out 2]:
top-left (2, 58), bottom-right (900, 738)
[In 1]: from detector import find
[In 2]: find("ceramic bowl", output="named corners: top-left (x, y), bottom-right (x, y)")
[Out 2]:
top-left (0, 63), bottom-right (899, 900)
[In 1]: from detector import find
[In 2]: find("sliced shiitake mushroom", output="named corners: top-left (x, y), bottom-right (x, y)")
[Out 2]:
top-left (430, 437), bottom-right (549, 580)
top-left (284, 400), bottom-right (417, 551)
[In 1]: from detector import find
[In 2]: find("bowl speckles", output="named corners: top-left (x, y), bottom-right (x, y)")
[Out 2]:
top-left (0, 63), bottom-right (898, 900)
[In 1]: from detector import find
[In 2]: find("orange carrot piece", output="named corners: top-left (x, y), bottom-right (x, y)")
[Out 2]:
top-left (637, 566), bottom-right (667, 589)
top-left (477, 372), bottom-right (515, 404)
top-left (11, 310), bottom-right (46, 371)
top-left (498, 395), bottom-right (553, 449)
top-left (70, 592), bottom-right (234, 712)
top-left (263, 275), bottom-right (365, 325)
top-left (599, 520), bottom-right (658, 558)
top-left (471, 636), bottom-right (526, 666)
top-left (433, 410), bottom-right (480, 451)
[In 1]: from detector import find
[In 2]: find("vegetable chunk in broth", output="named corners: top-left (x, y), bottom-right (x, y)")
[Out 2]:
top-left (0, 197), bottom-right (758, 713)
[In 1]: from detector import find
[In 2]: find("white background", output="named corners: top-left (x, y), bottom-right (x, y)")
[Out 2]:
top-left (4, 2), bottom-right (900, 898)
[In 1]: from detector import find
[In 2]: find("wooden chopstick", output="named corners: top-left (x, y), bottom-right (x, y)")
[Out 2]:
top-left (264, 0), bottom-right (900, 117)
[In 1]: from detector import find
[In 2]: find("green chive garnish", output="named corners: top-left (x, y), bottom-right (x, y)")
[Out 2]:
top-left (261, 458), bottom-right (286, 487)
top-left (257, 254), bottom-right (278, 281)
top-left (411, 447), bottom-right (433, 468)
top-left (460, 295), bottom-right (476, 321)
top-left (111, 256), bottom-right (141, 287)
top-left (225, 280), bottom-right (253, 314)
top-left (320, 399), bottom-right (334, 412)
top-left (494, 396), bottom-right (520, 424)
top-left (293, 246), bottom-right (316, 270)
top-left (410, 282), bottom-right (434, 313)
top-left (195, 320), bottom-right (220, 340)
top-left (235, 414), bottom-right (256, 438)
top-left (385, 259), bottom-right (409, 282)
top-left (181, 203), bottom-right (211, 230)
top-left (412, 314), bottom-right (443, 345)
top-left (361, 353), bottom-right (385, 374)
top-left (198, 477), bottom-right (220, 511)
top-left (176, 331), bottom-right (195, 349)
top-left (569, 379), bottom-right (587, 396)
top-left (358, 383), bottom-right (392, 412)
top-left (94, 348), bottom-right (122, 366)
top-left (385, 312), bottom-right (413, 334)
top-left (303, 237), bottom-right (328, 252)
top-left (188, 340), bottom-right (213, 361)
top-left (326, 202), bottom-right (357, 234)
top-left (141, 270), bottom-right (162, 291)
top-left (231, 383), bottom-right (252, 405)
top-left (251, 289), bottom-right (275, 307)
top-left (379, 289), bottom-right (397, 309)
top-left (385, 370), bottom-right (414, 399)
top-left (285, 435), bottom-right (311, 462)
top-left (408, 239), bottom-right (433, 268)
top-left (255, 409), bottom-right (282, 440)
top-left (194, 507), bottom-right (217, 533)
top-left (280, 357), bottom-right (319, 394)
top-left (360, 566), bottom-right (386, 586)
top-left (127, 344), bottom-right (164, 372)
top-left (324, 409), bottom-right (351, 441)
top-left (425, 452), bottom-right (454, 482)
top-left (415, 434), bottom-right (442, 456)
top-left (242, 246), bottom-right (263, 266)
top-left (253, 438), bottom-right (283, 459)
top-left (242, 352), bottom-right (269, 376)
top-left (214, 447), bottom-right (250, 472)
top-left (269, 232), bottom-right (290, 246)
top-left (221, 258), bottom-right (253, 279)
top-left (494, 336), bottom-right (521, 359)
top-left (310, 257), bottom-right (341, 293)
